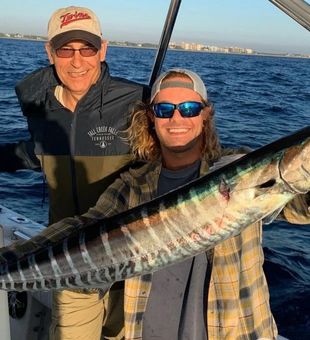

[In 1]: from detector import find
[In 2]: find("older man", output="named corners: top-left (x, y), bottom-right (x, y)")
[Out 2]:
top-left (0, 5), bottom-right (148, 339)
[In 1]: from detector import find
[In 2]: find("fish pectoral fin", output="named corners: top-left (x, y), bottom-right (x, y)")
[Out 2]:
top-left (262, 205), bottom-right (285, 225)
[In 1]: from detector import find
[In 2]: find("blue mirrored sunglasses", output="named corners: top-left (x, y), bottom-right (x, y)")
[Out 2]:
top-left (152, 101), bottom-right (206, 118)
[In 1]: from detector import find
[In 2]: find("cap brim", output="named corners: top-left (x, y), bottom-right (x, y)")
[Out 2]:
top-left (50, 30), bottom-right (101, 50)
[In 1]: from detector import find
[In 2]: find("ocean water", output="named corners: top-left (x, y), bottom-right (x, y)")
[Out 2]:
top-left (0, 38), bottom-right (309, 339)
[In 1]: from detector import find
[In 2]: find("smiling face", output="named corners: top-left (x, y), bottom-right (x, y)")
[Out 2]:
top-left (151, 76), bottom-right (210, 169)
top-left (45, 39), bottom-right (107, 109)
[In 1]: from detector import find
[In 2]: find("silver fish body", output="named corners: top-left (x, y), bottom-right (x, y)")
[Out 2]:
top-left (1, 126), bottom-right (310, 291)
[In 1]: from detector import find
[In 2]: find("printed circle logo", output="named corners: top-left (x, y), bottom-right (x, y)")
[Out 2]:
top-left (99, 141), bottom-right (107, 148)
top-left (88, 125), bottom-right (119, 148)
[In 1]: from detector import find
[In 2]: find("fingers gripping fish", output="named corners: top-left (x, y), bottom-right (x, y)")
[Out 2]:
top-left (1, 127), bottom-right (310, 291)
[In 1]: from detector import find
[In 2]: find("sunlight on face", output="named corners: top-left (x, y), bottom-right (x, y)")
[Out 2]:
top-left (46, 40), bottom-right (107, 100)
top-left (152, 77), bottom-right (207, 153)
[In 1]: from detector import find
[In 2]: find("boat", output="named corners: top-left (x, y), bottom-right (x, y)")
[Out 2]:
top-left (0, 205), bottom-right (50, 339)
top-left (0, 0), bottom-right (309, 339)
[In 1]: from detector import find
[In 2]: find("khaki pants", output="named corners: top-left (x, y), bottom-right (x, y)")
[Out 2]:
top-left (50, 284), bottom-right (124, 340)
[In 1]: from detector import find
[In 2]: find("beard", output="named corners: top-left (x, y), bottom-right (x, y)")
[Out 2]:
top-left (160, 133), bottom-right (203, 154)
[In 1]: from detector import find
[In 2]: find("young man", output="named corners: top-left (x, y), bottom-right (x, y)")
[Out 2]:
top-left (75, 68), bottom-right (309, 339)
top-left (0, 6), bottom-right (148, 339)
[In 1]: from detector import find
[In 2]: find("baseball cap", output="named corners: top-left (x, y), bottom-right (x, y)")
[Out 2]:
top-left (47, 6), bottom-right (102, 50)
top-left (150, 68), bottom-right (207, 103)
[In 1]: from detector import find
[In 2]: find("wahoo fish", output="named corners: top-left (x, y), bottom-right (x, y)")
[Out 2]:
top-left (1, 127), bottom-right (310, 291)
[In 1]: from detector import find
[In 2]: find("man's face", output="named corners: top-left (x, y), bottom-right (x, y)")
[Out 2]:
top-left (152, 78), bottom-right (208, 154)
top-left (45, 39), bottom-right (107, 99)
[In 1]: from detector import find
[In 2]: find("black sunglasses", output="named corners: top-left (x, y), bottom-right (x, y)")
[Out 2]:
top-left (55, 46), bottom-right (98, 58)
top-left (152, 101), bottom-right (206, 118)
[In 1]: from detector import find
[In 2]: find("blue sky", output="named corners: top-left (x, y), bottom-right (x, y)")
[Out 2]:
top-left (2, 0), bottom-right (310, 54)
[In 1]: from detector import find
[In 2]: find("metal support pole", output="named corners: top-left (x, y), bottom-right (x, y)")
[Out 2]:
top-left (149, 0), bottom-right (182, 87)
top-left (0, 225), bottom-right (11, 340)
top-left (268, 0), bottom-right (310, 31)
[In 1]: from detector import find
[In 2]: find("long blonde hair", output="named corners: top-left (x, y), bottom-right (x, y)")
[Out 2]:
top-left (127, 71), bottom-right (222, 162)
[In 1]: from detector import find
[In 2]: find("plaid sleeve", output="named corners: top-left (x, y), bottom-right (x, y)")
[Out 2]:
top-left (84, 175), bottom-right (131, 220)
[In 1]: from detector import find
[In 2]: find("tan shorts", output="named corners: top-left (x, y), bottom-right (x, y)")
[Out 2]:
top-left (50, 285), bottom-right (124, 340)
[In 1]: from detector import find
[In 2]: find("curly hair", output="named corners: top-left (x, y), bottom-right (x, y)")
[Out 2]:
top-left (127, 71), bottom-right (222, 162)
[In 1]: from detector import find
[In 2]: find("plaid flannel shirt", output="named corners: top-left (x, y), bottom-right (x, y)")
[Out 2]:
top-left (83, 155), bottom-right (310, 340)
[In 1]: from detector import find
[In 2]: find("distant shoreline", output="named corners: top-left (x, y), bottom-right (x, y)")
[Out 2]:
top-left (109, 43), bottom-right (310, 60)
top-left (0, 36), bottom-right (309, 60)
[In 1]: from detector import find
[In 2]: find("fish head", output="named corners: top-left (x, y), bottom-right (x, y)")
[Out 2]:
top-left (280, 138), bottom-right (310, 194)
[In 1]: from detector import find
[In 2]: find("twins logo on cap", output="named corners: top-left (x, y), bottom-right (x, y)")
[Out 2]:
top-left (48, 6), bottom-right (102, 50)
top-left (60, 11), bottom-right (92, 28)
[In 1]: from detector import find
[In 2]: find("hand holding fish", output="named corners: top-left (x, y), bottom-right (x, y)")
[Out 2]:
top-left (280, 136), bottom-right (310, 194)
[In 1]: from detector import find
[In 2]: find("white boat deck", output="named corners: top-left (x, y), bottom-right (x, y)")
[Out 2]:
top-left (0, 204), bottom-right (50, 340)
